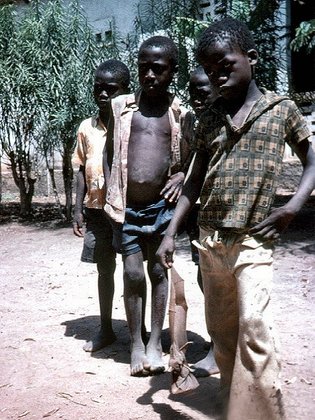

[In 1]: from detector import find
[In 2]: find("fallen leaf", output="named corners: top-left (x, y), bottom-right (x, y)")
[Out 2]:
top-left (0, 383), bottom-right (12, 389)
top-left (43, 408), bottom-right (60, 417)
top-left (284, 376), bottom-right (297, 384)
top-left (300, 378), bottom-right (312, 385)
top-left (91, 397), bottom-right (105, 404)
top-left (18, 411), bottom-right (30, 418)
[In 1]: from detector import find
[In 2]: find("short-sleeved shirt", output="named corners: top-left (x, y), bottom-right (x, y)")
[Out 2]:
top-left (194, 89), bottom-right (310, 231)
top-left (72, 116), bottom-right (107, 209)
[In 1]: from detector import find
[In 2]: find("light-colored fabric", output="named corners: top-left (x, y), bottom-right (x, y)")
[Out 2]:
top-left (194, 90), bottom-right (311, 230)
top-left (195, 227), bottom-right (284, 420)
top-left (105, 90), bottom-right (190, 223)
top-left (72, 116), bottom-right (107, 208)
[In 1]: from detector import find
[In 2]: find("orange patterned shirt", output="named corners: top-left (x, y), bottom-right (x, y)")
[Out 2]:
top-left (72, 116), bottom-right (107, 209)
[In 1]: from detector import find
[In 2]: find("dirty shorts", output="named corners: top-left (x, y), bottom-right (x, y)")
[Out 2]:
top-left (81, 208), bottom-right (115, 263)
top-left (113, 199), bottom-right (175, 257)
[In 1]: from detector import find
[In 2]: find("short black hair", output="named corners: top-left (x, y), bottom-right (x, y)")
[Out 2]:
top-left (95, 59), bottom-right (130, 89)
top-left (196, 17), bottom-right (257, 62)
top-left (138, 36), bottom-right (178, 69)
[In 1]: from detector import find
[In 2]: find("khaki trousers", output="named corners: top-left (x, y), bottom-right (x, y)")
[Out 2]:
top-left (196, 228), bottom-right (285, 420)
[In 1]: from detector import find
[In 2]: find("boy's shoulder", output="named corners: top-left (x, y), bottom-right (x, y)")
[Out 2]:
top-left (111, 92), bottom-right (136, 116)
top-left (78, 116), bottom-right (98, 133)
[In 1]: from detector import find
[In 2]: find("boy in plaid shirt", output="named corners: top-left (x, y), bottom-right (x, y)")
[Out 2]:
top-left (157, 17), bottom-right (315, 419)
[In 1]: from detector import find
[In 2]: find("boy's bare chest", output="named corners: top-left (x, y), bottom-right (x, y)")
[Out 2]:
top-left (131, 110), bottom-right (171, 136)
top-left (128, 111), bottom-right (171, 172)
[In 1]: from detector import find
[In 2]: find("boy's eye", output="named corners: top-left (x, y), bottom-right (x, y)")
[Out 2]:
top-left (94, 85), bottom-right (118, 96)
top-left (139, 64), bottom-right (166, 75)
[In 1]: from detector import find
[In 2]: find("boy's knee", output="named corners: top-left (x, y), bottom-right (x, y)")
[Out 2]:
top-left (148, 263), bottom-right (166, 283)
top-left (124, 265), bottom-right (145, 289)
top-left (97, 258), bottom-right (116, 276)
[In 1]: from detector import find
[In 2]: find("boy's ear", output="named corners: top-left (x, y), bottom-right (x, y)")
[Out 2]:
top-left (247, 49), bottom-right (258, 65)
top-left (173, 64), bottom-right (179, 74)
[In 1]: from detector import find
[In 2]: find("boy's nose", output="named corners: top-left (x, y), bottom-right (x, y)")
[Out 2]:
top-left (99, 90), bottom-right (109, 100)
top-left (145, 68), bottom-right (155, 79)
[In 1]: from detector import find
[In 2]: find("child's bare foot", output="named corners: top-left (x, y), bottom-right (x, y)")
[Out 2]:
top-left (190, 345), bottom-right (219, 377)
top-left (130, 344), bottom-right (150, 376)
top-left (146, 344), bottom-right (165, 374)
top-left (83, 331), bottom-right (116, 352)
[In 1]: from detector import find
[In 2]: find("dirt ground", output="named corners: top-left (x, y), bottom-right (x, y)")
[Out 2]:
top-left (0, 196), bottom-right (314, 420)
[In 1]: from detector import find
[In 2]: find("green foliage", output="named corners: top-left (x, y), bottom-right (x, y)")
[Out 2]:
top-left (291, 19), bottom-right (315, 53)
top-left (0, 0), bottom-right (104, 217)
top-left (133, 0), bottom-right (283, 97)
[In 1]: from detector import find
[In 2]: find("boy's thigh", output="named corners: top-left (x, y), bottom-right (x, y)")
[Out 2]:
top-left (81, 208), bottom-right (115, 263)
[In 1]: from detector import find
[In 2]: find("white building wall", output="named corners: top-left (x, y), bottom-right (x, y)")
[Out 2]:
top-left (78, 0), bottom-right (139, 36)
top-left (16, 0), bottom-right (140, 36)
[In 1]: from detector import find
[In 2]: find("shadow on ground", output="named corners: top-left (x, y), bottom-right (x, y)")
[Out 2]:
top-left (61, 316), bottom-right (211, 367)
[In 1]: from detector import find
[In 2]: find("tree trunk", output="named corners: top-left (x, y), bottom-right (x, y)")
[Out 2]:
top-left (19, 177), bottom-right (36, 217)
top-left (45, 155), bottom-right (65, 220)
top-left (9, 151), bottom-right (36, 217)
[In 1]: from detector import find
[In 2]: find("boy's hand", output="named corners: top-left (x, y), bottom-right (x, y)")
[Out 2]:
top-left (156, 235), bottom-right (175, 269)
top-left (249, 205), bottom-right (296, 240)
top-left (73, 212), bottom-right (84, 237)
top-left (160, 172), bottom-right (185, 203)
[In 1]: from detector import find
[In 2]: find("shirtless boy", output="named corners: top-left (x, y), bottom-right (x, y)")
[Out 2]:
top-left (104, 36), bottom-right (191, 376)
top-left (72, 59), bottom-right (130, 352)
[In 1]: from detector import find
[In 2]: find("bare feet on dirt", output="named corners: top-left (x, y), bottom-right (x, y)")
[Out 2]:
top-left (146, 343), bottom-right (165, 374)
top-left (130, 343), bottom-right (150, 377)
top-left (191, 343), bottom-right (220, 377)
top-left (82, 330), bottom-right (117, 352)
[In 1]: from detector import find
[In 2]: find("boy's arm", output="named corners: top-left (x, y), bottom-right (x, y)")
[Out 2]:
top-left (161, 113), bottom-right (196, 203)
top-left (103, 104), bottom-right (114, 189)
top-left (73, 165), bottom-right (87, 237)
top-left (157, 151), bottom-right (209, 268)
top-left (250, 139), bottom-right (315, 239)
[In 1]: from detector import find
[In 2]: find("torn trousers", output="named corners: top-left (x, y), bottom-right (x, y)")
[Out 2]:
top-left (195, 228), bottom-right (285, 420)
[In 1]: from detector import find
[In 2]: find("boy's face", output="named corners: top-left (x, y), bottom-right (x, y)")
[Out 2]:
top-left (138, 46), bottom-right (176, 97)
top-left (94, 71), bottom-right (126, 111)
top-left (189, 72), bottom-right (213, 117)
top-left (199, 41), bottom-right (257, 101)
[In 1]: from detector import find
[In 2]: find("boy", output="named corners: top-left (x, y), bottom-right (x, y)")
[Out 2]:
top-left (72, 59), bottom-right (130, 352)
top-left (184, 66), bottom-right (219, 378)
top-left (104, 36), bottom-right (191, 376)
top-left (157, 17), bottom-right (315, 419)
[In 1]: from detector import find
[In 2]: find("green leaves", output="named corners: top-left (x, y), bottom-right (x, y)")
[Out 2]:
top-left (291, 20), bottom-right (315, 53)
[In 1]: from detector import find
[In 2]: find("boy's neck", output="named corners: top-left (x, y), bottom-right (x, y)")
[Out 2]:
top-left (224, 80), bottom-right (262, 128)
top-left (139, 90), bottom-right (170, 117)
top-left (99, 108), bottom-right (110, 128)
top-left (224, 80), bottom-right (261, 116)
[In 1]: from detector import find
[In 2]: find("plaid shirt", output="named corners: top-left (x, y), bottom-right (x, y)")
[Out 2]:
top-left (194, 89), bottom-right (310, 230)
top-left (105, 90), bottom-right (190, 223)
top-left (72, 116), bottom-right (107, 209)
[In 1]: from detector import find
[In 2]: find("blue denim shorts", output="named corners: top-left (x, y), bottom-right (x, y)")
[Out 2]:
top-left (81, 208), bottom-right (115, 263)
top-left (113, 199), bottom-right (175, 257)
